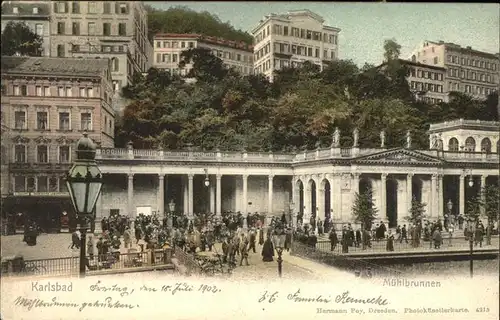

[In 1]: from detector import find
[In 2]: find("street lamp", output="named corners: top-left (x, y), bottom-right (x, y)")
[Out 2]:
top-left (66, 133), bottom-right (103, 277)
top-left (204, 169), bottom-right (210, 187)
top-left (468, 217), bottom-right (475, 278)
top-left (168, 200), bottom-right (175, 228)
top-left (276, 232), bottom-right (286, 277)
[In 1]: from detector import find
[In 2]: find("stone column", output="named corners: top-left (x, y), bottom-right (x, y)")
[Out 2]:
top-left (332, 174), bottom-right (342, 221)
top-left (430, 174), bottom-right (437, 218)
top-left (268, 175), bottom-right (274, 214)
top-left (188, 174), bottom-right (194, 216)
top-left (317, 184), bottom-right (323, 221)
top-left (94, 193), bottom-right (103, 233)
top-left (183, 176), bottom-right (188, 214)
top-left (127, 173), bottom-right (134, 219)
top-left (291, 177), bottom-right (297, 214)
top-left (438, 174), bottom-right (444, 218)
top-left (352, 173), bottom-right (360, 195)
top-left (216, 174), bottom-right (222, 217)
top-left (480, 175), bottom-right (487, 215)
top-left (380, 173), bottom-right (387, 220)
top-left (242, 174), bottom-right (248, 215)
top-left (209, 177), bottom-right (215, 214)
top-left (406, 173), bottom-right (413, 215)
top-left (303, 180), bottom-right (311, 226)
top-left (157, 174), bottom-right (165, 219)
top-left (459, 174), bottom-right (465, 216)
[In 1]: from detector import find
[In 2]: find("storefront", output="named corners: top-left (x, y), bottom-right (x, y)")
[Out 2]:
top-left (2, 192), bottom-right (77, 234)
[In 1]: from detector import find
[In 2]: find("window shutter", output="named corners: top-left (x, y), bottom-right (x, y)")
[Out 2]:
top-left (65, 2), bottom-right (68, 13)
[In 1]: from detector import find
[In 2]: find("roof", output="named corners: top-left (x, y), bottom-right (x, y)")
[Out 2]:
top-left (1, 56), bottom-right (109, 77)
top-left (376, 59), bottom-right (446, 72)
top-left (428, 119), bottom-right (500, 133)
top-left (423, 40), bottom-right (498, 60)
top-left (1, 2), bottom-right (50, 17)
top-left (154, 33), bottom-right (253, 52)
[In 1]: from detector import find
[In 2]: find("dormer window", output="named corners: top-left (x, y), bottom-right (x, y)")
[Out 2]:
top-left (33, 7), bottom-right (39, 14)
top-left (13, 7), bottom-right (19, 14)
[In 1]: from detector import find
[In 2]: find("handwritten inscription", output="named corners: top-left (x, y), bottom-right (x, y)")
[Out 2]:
top-left (258, 290), bottom-right (389, 306)
top-left (90, 281), bottom-right (221, 297)
top-left (14, 296), bottom-right (137, 312)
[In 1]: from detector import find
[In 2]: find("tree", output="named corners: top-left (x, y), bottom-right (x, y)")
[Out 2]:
top-left (352, 187), bottom-right (378, 232)
top-left (383, 38), bottom-right (401, 62)
top-left (147, 6), bottom-right (252, 44)
top-left (480, 185), bottom-right (500, 224)
top-left (179, 47), bottom-right (228, 82)
top-left (465, 196), bottom-right (482, 223)
top-left (406, 196), bottom-right (427, 225)
top-left (1, 21), bottom-right (42, 56)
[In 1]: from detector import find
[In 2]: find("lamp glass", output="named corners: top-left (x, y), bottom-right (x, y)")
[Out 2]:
top-left (69, 181), bottom-right (87, 213)
top-left (468, 180), bottom-right (474, 187)
top-left (169, 203), bottom-right (175, 212)
top-left (204, 178), bottom-right (210, 187)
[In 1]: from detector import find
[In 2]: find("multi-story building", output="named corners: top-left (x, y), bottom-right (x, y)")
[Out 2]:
top-left (153, 33), bottom-right (254, 76)
top-left (0, 1), bottom-right (51, 56)
top-left (377, 59), bottom-right (447, 104)
top-left (1, 56), bottom-right (115, 232)
top-left (251, 9), bottom-right (341, 81)
top-left (49, 1), bottom-right (151, 110)
top-left (409, 40), bottom-right (499, 99)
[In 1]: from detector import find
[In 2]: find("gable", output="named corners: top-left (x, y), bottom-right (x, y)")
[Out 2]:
top-left (354, 148), bottom-right (443, 166)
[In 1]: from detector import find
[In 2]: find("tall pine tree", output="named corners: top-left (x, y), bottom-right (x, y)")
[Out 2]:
top-left (352, 187), bottom-right (378, 231)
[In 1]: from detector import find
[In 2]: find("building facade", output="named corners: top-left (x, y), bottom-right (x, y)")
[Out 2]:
top-left (409, 40), bottom-right (499, 99)
top-left (1, 56), bottom-right (115, 231)
top-left (153, 33), bottom-right (254, 76)
top-left (378, 59), bottom-right (447, 104)
top-left (251, 9), bottom-right (340, 81)
top-left (87, 120), bottom-right (499, 231)
top-left (49, 1), bottom-right (151, 108)
top-left (1, 1), bottom-right (51, 57)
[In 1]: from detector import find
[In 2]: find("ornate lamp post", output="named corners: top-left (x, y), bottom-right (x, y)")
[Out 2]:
top-left (447, 200), bottom-right (453, 246)
top-left (276, 233), bottom-right (286, 277)
top-left (66, 133), bottom-right (103, 277)
top-left (168, 200), bottom-right (175, 228)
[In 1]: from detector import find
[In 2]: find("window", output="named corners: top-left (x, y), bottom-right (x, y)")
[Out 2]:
top-left (37, 112), bottom-right (48, 130)
top-left (88, 1), bottom-right (97, 13)
top-left (59, 177), bottom-right (67, 192)
top-left (112, 58), bottom-right (119, 71)
top-left (13, 6), bottom-right (19, 14)
top-left (119, 3), bottom-right (128, 14)
top-left (103, 2), bottom-right (111, 14)
top-left (35, 86), bottom-right (42, 96)
top-left (283, 26), bottom-right (288, 36)
top-left (20, 85), bottom-right (27, 95)
top-left (465, 137), bottom-right (476, 152)
top-left (14, 176), bottom-right (26, 192)
top-left (35, 24), bottom-right (43, 36)
top-left (66, 87), bottom-right (72, 97)
top-left (15, 145), bottom-right (26, 163)
top-left (57, 44), bottom-right (65, 57)
top-left (79, 87), bottom-right (86, 97)
top-left (55, 2), bottom-right (67, 13)
top-left (72, 2), bottom-right (79, 13)
top-left (59, 146), bottom-right (70, 163)
top-left (118, 23), bottom-right (126, 36)
top-left (448, 138), bottom-right (459, 151)
top-left (433, 57), bottom-right (438, 64)
top-left (88, 22), bottom-right (96, 36)
top-left (103, 23), bottom-right (111, 36)
top-left (14, 111), bottom-right (26, 129)
top-left (57, 22), bottom-right (65, 35)
top-left (37, 145), bottom-right (48, 163)
top-left (81, 112), bottom-right (92, 130)
top-left (57, 86), bottom-right (64, 96)
top-left (87, 88), bottom-right (93, 97)
top-left (59, 112), bottom-right (70, 130)
top-left (72, 22), bottom-right (80, 35)
top-left (37, 176), bottom-right (48, 192)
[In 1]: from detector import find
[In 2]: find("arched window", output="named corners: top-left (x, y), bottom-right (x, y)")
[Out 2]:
top-left (465, 137), bottom-right (476, 152)
top-left (448, 138), bottom-right (459, 151)
top-left (480, 138), bottom-right (492, 153)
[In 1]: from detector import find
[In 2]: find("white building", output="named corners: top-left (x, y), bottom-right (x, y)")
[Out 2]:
top-left (409, 40), bottom-right (499, 100)
top-left (251, 9), bottom-right (340, 81)
top-left (153, 33), bottom-right (254, 76)
top-left (87, 120), bottom-right (499, 230)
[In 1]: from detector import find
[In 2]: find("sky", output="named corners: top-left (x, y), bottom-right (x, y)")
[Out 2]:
top-left (147, 2), bottom-right (499, 67)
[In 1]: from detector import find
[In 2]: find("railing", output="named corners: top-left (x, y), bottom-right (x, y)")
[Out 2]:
top-left (95, 147), bottom-right (499, 164)
top-left (173, 247), bottom-right (203, 276)
top-left (1, 248), bottom-right (174, 277)
top-left (291, 241), bottom-right (403, 278)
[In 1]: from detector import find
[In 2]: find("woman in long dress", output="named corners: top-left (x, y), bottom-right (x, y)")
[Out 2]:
top-left (261, 237), bottom-right (274, 262)
top-left (386, 230), bottom-right (394, 252)
top-left (258, 227), bottom-right (264, 246)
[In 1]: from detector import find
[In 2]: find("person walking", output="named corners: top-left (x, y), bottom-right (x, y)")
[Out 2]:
top-left (239, 236), bottom-right (250, 266)
top-left (329, 229), bottom-right (338, 251)
top-left (248, 228), bottom-right (257, 253)
top-left (401, 225), bottom-right (409, 244)
top-left (123, 227), bottom-right (132, 249)
top-left (71, 231), bottom-right (80, 249)
top-left (386, 230), bottom-right (394, 252)
top-left (87, 236), bottom-right (95, 260)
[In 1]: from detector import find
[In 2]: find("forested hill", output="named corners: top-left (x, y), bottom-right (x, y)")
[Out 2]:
top-left (146, 6), bottom-right (253, 44)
